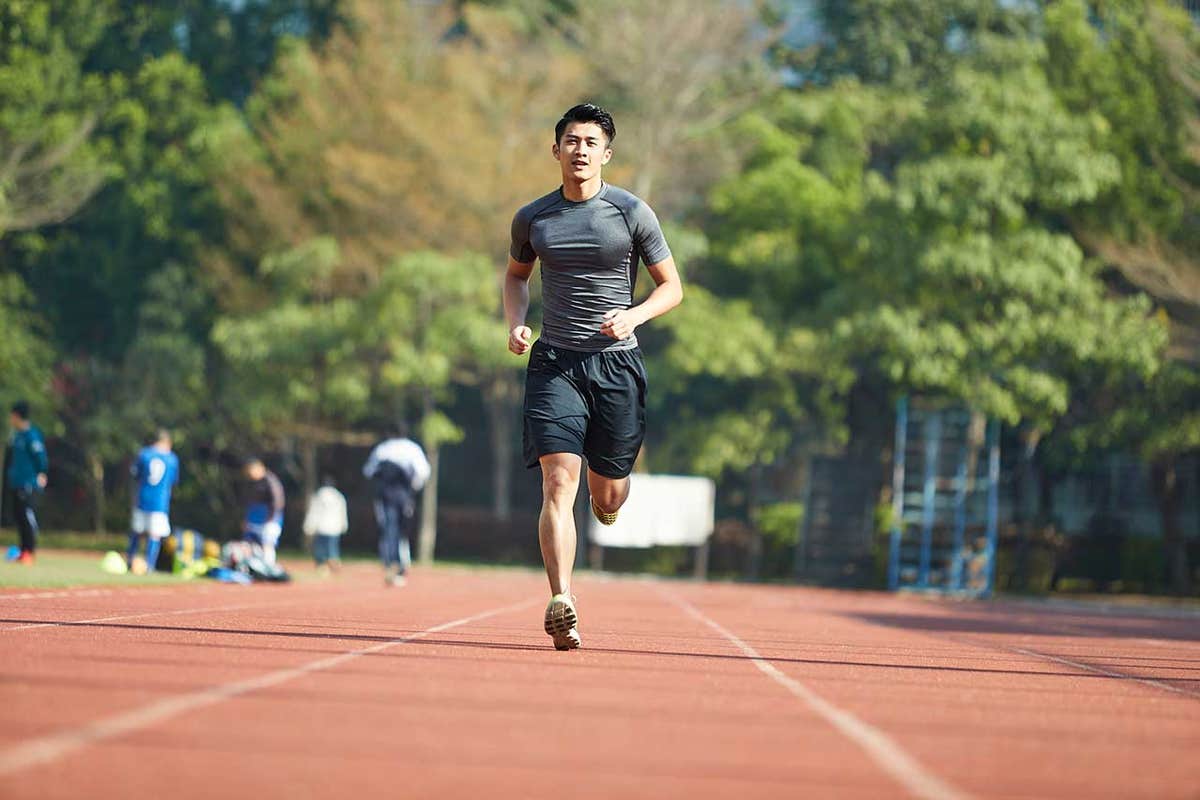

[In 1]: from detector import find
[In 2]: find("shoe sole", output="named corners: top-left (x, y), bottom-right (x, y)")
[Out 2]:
top-left (591, 500), bottom-right (618, 526)
top-left (544, 596), bottom-right (579, 650)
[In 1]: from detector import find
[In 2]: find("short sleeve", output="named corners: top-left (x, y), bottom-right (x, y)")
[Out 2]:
top-left (631, 201), bottom-right (671, 266)
top-left (509, 207), bottom-right (537, 264)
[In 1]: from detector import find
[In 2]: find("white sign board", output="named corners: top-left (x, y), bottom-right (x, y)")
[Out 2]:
top-left (588, 474), bottom-right (715, 548)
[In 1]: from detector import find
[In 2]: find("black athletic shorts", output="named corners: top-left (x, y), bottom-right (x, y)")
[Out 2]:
top-left (522, 339), bottom-right (647, 479)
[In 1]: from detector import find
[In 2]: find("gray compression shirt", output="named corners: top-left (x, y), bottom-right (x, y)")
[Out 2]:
top-left (510, 182), bottom-right (671, 353)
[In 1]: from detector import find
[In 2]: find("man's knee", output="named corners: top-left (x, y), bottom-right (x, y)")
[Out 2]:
top-left (542, 464), bottom-right (579, 502)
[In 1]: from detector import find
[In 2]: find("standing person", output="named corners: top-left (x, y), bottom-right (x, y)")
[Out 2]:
top-left (127, 429), bottom-right (180, 573)
top-left (505, 103), bottom-right (683, 650)
top-left (242, 458), bottom-right (285, 564)
top-left (3, 401), bottom-right (48, 565)
top-left (363, 432), bottom-right (430, 587)
top-left (303, 475), bottom-right (348, 577)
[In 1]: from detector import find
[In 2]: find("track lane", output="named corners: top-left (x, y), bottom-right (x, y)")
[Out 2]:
top-left (2, 568), bottom-right (1198, 799)
top-left (668, 581), bottom-right (1200, 800)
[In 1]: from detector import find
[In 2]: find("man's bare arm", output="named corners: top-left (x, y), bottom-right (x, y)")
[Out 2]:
top-left (504, 255), bottom-right (536, 354)
top-left (599, 255), bottom-right (683, 341)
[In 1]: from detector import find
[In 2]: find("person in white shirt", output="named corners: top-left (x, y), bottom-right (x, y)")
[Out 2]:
top-left (302, 475), bottom-right (348, 576)
top-left (363, 433), bottom-right (430, 587)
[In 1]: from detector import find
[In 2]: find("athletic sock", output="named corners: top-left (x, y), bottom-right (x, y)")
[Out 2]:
top-left (126, 532), bottom-right (141, 567)
top-left (144, 538), bottom-right (162, 573)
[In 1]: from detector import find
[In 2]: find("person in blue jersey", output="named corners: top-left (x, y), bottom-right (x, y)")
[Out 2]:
top-left (3, 401), bottom-right (49, 565)
top-left (504, 104), bottom-right (683, 649)
top-left (242, 458), bottom-right (285, 564)
top-left (126, 430), bottom-right (180, 573)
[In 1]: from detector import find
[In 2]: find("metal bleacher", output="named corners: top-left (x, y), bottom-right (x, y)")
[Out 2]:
top-left (887, 398), bottom-right (1000, 597)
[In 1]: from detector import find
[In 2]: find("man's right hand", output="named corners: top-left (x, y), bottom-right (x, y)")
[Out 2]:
top-left (508, 325), bottom-right (533, 355)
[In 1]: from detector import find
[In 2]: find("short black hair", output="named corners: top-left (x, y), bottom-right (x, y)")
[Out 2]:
top-left (10, 401), bottom-right (29, 420)
top-left (555, 103), bottom-right (616, 146)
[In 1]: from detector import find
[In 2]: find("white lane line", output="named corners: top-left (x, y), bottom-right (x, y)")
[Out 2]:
top-left (665, 591), bottom-right (973, 800)
top-left (0, 597), bottom-right (536, 776)
top-left (1005, 645), bottom-right (1200, 701)
top-left (1, 602), bottom-right (272, 633)
top-left (1, 589), bottom-right (115, 601)
top-left (0, 582), bottom-right (373, 633)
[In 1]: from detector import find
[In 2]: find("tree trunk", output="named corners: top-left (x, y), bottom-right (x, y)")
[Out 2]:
top-left (484, 374), bottom-right (517, 521)
top-left (89, 452), bottom-right (106, 534)
top-left (417, 392), bottom-right (439, 566)
top-left (1012, 428), bottom-right (1041, 591)
top-left (300, 439), bottom-right (318, 506)
top-left (418, 442), bottom-right (439, 565)
top-left (1151, 457), bottom-right (1191, 595)
top-left (745, 461), bottom-right (763, 581)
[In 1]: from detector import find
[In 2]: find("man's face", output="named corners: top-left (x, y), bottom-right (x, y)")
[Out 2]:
top-left (553, 121), bottom-right (612, 183)
top-left (9, 413), bottom-right (23, 431)
top-left (245, 463), bottom-right (264, 481)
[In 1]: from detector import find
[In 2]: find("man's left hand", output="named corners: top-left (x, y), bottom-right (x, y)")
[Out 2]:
top-left (600, 308), bottom-right (640, 340)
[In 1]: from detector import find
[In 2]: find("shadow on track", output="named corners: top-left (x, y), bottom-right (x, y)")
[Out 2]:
top-left (847, 610), bottom-right (1200, 642)
top-left (5, 618), bottom-right (1199, 683)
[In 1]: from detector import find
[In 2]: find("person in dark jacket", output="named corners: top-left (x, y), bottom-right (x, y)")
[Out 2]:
top-left (4, 401), bottom-right (48, 565)
top-left (242, 458), bottom-right (285, 565)
top-left (363, 435), bottom-right (430, 587)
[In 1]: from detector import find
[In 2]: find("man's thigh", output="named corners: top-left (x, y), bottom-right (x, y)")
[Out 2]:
top-left (582, 349), bottom-right (647, 479)
top-left (523, 346), bottom-right (589, 469)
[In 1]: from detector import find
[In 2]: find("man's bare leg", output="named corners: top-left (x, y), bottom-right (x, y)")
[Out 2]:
top-left (538, 453), bottom-right (582, 595)
top-left (538, 453), bottom-right (583, 650)
top-left (587, 469), bottom-right (631, 524)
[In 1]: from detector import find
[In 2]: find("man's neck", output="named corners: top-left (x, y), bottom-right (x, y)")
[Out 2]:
top-left (561, 175), bottom-right (603, 202)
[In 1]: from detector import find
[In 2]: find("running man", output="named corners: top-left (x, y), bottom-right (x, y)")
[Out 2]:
top-left (243, 458), bottom-right (285, 564)
top-left (504, 103), bottom-right (683, 650)
top-left (127, 429), bottom-right (180, 572)
top-left (4, 401), bottom-right (48, 565)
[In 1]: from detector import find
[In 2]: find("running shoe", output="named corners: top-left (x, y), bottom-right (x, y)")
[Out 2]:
top-left (591, 498), bottom-right (618, 526)
top-left (544, 593), bottom-right (581, 650)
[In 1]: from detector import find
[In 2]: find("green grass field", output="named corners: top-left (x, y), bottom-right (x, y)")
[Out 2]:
top-left (0, 530), bottom-right (321, 589)
top-left (0, 550), bottom-right (187, 588)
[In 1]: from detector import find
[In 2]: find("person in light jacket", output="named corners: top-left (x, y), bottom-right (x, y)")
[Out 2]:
top-left (303, 475), bottom-right (348, 576)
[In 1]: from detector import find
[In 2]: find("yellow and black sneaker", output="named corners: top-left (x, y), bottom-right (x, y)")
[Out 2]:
top-left (591, 498), bottom-right (618, 526)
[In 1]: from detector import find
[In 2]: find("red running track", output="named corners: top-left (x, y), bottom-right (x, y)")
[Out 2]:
top-left (1, 565), bottom-right (1198, 799)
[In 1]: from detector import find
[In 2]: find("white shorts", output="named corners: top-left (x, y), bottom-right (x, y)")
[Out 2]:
top-left (246, 520), bottom-right (282, 547)
top-left (131, 510), bottom-right (171, 539)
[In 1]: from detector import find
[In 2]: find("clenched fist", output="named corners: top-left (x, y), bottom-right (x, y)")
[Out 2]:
top-left (600, 308), bottom-right (641, 340)
top-left (509, 325), bottom-right (533, 355)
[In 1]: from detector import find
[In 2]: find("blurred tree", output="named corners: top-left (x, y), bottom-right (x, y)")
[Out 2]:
top-left (1040, 0), bottom-right (1199, 591)
top-left (85, 1), bottom-right (344, 106)
top-left (215, 0), bottom-right (583, 520)
top-left (362, 250), bottom-right (506, 562)
top-left (561, 0), bottom-right (778, 216)
top-left (691, 2), bottom-right (1170, 581)
top-left (213, 237), bottom-right (372, 501)
top-left (1044, 0), bottom-right (1199, 349)
top-left (0, 0), bottom-right (109, 235)
top-left (1, 0), bottom-right (342, 533)
top-left (0, 275), bottom-right (56, 419)
top-left (54, 263), bottom-right (212, 532)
